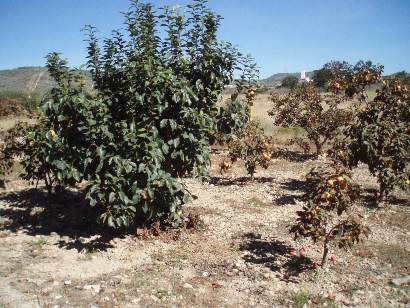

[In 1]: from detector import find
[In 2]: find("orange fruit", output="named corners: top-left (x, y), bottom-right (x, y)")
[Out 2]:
top-left (327, 179), bottom-right (335, 187)
top-left (49, 130), bottom-right (57, 138)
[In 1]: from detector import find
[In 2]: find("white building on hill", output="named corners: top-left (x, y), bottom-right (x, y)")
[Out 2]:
top-left (300, 70), bottom-right (311, 82)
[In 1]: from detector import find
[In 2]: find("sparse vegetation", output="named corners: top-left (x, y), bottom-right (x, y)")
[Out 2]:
top-left (0, 90), bottom-right (42, 112)
top-left (0, 1), bottom-right (409, 307)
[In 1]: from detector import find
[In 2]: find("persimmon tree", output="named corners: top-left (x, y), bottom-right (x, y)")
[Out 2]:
top-left (290, 163), bottom-right (370, 266)
top-left (332, 78), bottom-right (410, 201)
top-left (0, 0), bottom-right (257, 228)
top-left (269, 82), bottom-right (353, 154)
top-left (220, 121), bottom-right (275, 179)
top-left (269, 60), bottom-right (384, 155)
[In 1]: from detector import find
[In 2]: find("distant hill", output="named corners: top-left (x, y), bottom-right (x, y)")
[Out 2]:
top-left (0, 67), bottom-right (56, 94)
top-left (260, 71), bottom-right (315, 87)
top-left (1, 67), bottom-right (317, 93)
top-left (0, 66), bottom-right (94, 96)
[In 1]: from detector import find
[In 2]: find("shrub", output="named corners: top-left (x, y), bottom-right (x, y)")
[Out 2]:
top-left (269, 82), bottom-right (353, 154)
top-left (214, 82), bottom-right (258, 144)
top-left (332, 78), bottom-right (410, 200)
top-left (290, 163), bottom-right (370, 266)
top-left (281, 75), bottom-right (299, 89)
top-left (325, 60), bottom-right (383, 98)
top-left (0, 0), bottom-right (257, 228)
top-left (214, 95), bottom-right (250, 144)
top-left (221, 121), bottom-right (275, 179)
top-left (312, 68), bottom-right (333, 88)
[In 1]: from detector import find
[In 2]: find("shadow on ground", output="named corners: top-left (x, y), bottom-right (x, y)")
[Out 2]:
top-left (0, 188), bottom-right (121, 252)
top-left (210, 176), bottom-right (275, 186)
top-left (275, 150), bottom-right (317, 162)
top-left (275, 178), bottom-right (306, 206)
top-left (239, 232), bottom-right (313, 282)
top-left (359, 188), bottom-right (410, 209)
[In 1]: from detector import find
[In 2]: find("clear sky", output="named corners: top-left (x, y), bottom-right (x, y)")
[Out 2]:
top-left (1, 0), bottom-right (409, 78)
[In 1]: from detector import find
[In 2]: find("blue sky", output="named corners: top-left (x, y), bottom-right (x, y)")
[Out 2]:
top-left (0, 0), bottom-right (409, 78)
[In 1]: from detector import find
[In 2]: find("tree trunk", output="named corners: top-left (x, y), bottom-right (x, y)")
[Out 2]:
top-left (44, 174), bottom-right (53, 197)
top-left (376, 182), bottom-right (388, 206)
top-left (321, 242), bottom-right (329, 267)
top-left (314, 140), bottom-right (323, 155)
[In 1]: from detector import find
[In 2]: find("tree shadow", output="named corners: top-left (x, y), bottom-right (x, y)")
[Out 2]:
top-left (0, 188), bottom-right (119, 252)
top-left (275, 149), bottom-right (317, 162)
top-left (275, 195), bottom-right (300, 206)
top-left (388, 195), bottom-right (410, 207)
top-left (239, 232), bottom-right (313, 282)
top-left (359, 188), bottom-right (409, 209)
top-left (275, 179), bottom-right (306, 206)
top-left (210, 176), bottom-right (276, 187)
top-left (279, 179), bottom-right (306, 192)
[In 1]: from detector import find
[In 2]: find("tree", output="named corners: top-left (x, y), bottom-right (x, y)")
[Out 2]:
top-left (269, 82), bottom-right (353, 154)
top-left (221, 121), bottom-right (275, 179)
top-left (290, 162), bottom-right (369, 267)
top-left (0, 0), bottom-right (257, 228)
top-left (333, 78), bottom-right (410, 201)
top-left (281, 75), bottom-right (299, 89)
top-left (326, 60), bottom-right (383, 98)
top-left (391, 71), bottom-right (410, 85)
top-left (312, 68), bottom-right (332, 88)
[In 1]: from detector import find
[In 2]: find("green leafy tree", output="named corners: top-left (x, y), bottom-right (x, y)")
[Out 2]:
top-left (281, 75), bottom-right (299, 89)
top-left (312, 68), bottom-right (332, 88)
top-left (0, 0), bottom-right (257, 228)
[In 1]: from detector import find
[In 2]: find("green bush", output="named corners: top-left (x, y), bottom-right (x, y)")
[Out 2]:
top-left (0, 0), bottom-right (257, 228)
top-left (281, 75), bottom-right (299, 89)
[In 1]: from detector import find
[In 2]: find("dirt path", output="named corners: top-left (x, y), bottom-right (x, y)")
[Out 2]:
top-left (0, 153), bottom-right (409, 307)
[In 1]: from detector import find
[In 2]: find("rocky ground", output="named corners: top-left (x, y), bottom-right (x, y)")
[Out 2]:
top-left (0, 151), bottom-right (409, 307)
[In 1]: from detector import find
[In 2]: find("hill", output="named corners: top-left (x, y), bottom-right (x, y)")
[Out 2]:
top-left (0, 66), bottom-right (94, 96)
top-left (0, 67), bottom-right (56, 94)
top-left (260, 71), bottom-right (314, 87)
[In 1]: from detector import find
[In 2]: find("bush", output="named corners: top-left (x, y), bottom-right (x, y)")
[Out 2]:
top-left (281, 75), bottom-right (299, 89)
top-left (0, 0), bottom-right (257, 228)
top-left (269, 82), bottom-right (353, 154)
top-left (290, 163), bottom-right (369, 266)
top-left (332, 78), bottom-right (410, 200)
top-left (214, 83), bottom-right (258, 144)
top-left (214, 95), bottom-right (250, 144)
top-left (312, 68), bottom-right (333, 88)
top-left (221, 121), bottom-right (275, 178)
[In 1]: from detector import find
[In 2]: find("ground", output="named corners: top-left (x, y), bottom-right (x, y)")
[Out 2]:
top-left (0, 149), bottom-right (409, 307)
